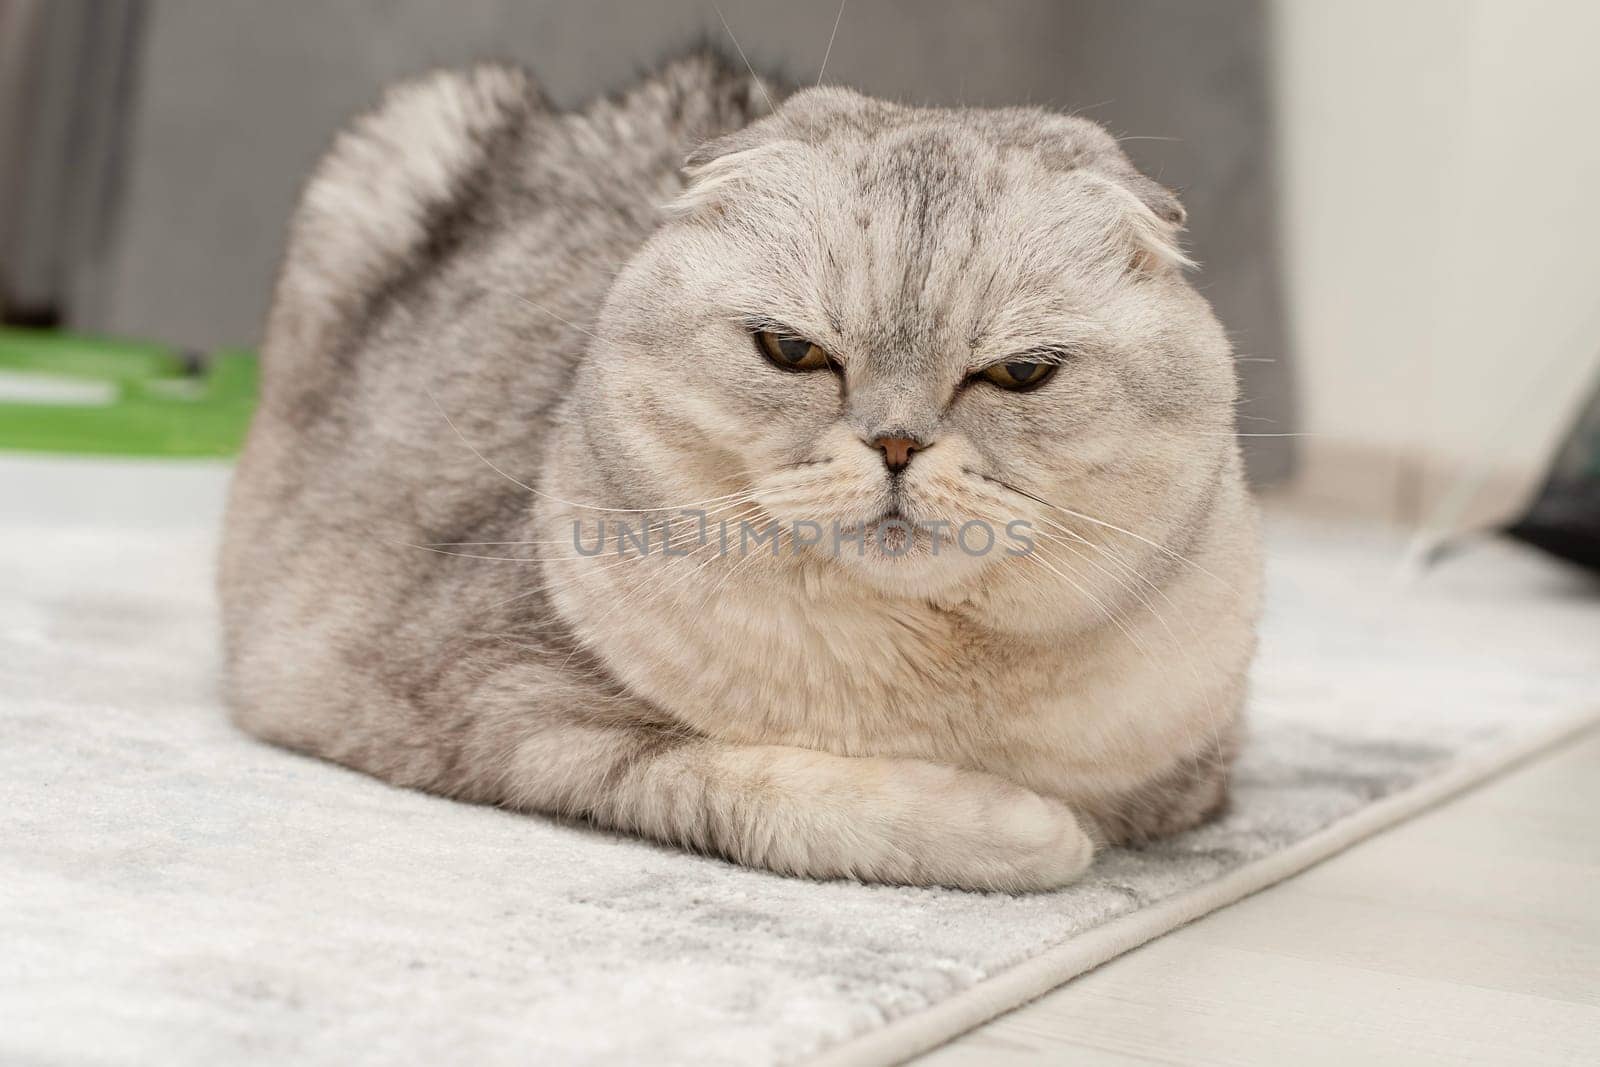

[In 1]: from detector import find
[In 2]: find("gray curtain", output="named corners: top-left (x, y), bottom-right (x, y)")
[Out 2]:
top-left (0, 0), bottom-right (145, 324)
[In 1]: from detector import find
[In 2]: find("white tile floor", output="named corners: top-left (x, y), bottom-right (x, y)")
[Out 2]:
top-left (921, 730), bottom-right (1600, 1065)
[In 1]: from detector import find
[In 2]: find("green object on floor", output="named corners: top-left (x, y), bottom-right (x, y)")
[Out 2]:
top-left (0, 327), bottom-right (258, 457)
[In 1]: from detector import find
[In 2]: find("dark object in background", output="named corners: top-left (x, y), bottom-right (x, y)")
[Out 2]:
top-left (1508, 373), bottom-right (1600, 573)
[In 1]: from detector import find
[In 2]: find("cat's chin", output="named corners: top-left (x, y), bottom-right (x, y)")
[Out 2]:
top-left (827, 538), bottom-right (994, 599)
top-left (798, 506), bottom-right (1004, 597)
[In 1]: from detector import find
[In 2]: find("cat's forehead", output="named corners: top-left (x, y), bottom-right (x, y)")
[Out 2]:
top-left (670, 91), bottom-right (1188, 360)
top-left (778, 127), bottom-right (1128, 355)
top-left (770, 89), bottom-right (1123, 167)
top-left (694, 102), bottom-right (1168, 268)
top-left (684, 91), bottom-right (1135, 223)
top-left (807, 211), bottom-right (1078, 368)
top-left (796, 110), bottom-right (1109, 216)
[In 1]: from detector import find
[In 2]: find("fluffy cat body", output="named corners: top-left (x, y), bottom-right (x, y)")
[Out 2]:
top-left (221, 54), bottom-right (1262, 891)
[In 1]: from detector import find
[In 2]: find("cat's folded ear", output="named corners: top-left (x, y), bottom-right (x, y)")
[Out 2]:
top-left (1088, 173), bottom-right (1194, 276)
top-left (1015, 111), bottom-right (1191, 274)
top-left (675, 118), bottom-right (786, 217)
top-left (682, 87), bottom-right (879, 171)
top-left (1115, 175), bottom-right (1192, 274)
top-left (675, 91), bottom-right (1191, 274)
top-left (671, 130), bottom-right (790, 218)
top-left (683, 126), bottom-right (767, 172)
top-left (1126, 174), bottom-right (1187, 229)
top-left (673, 89), bottom-right (893, 219)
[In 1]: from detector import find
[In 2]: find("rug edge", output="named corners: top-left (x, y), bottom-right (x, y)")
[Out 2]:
top-left (804, 706), bottom-right (1600, 1067)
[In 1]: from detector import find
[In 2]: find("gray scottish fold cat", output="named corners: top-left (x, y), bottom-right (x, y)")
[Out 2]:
top-left (220, 53), bottom-right (1262, 891)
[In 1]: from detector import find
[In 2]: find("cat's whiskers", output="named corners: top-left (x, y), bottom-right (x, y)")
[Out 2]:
top-left (710, 3), bottom-right (777, 115)
top-left (1018, 541), bottom-right (1152, 661)
top-left (393, 542), bottom-right (567, 564)
top-left (815, 0), bottom-right (849, 87)
top-left (1010, 549), bottom-right (1196, 765)
top-left (709, 0), bottom-right (841, 298)
top-left (424, 491), bottom-right (766, 549)
top-left (422, 498), bottom-right (771, 629)
top-left (1016, 542), bottom-right (1228, 771)
top-left (431, 393), bottom-right (775, 518)
top-left (555, 498), bottom-right (766, 601)
top-left (974, 464), bottom-right (1235, 771)
top-left (693, 532), bottom-right (770, 610)
top-left (513, 294), bottom-right (601, 341)
top-left (1028, 526), bottom-right (1231, 772)
top-left (1206, 431), bottom-right (1312, 438)
top-left (930, 481), bottom-right (1227, 767)
top-left (953, 460), bottom-right (1228, 767)
top-left (554, 500), bottom-right (768, 673)
top-left (977, 470), bottom-right (1234, 591)
top-left (487, 502), bottom-right (770, 609)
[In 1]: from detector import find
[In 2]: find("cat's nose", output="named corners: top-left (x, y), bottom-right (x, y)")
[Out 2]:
top-left (868, 434), bottom-right (922, 472)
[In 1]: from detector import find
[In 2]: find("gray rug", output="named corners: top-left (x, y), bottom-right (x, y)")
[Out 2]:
top-left (4, 457), bottom-right (1598, 1066)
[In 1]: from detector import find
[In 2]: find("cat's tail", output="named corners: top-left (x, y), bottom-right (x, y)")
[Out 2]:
top-left (257, 64), bottom-right (546, 412)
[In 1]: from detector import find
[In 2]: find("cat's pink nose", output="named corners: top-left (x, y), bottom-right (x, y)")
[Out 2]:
top-left (870, 435), bottom-right (920, 472)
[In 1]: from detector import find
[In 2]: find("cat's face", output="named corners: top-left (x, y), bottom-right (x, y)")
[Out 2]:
top-left (575, 89), bottom-right (1238, 605)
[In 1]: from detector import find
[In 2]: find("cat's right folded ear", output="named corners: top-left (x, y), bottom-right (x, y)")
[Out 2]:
top-left (683, 87), bottom-right (882, 171)
top-left (675, 88), bottom-right (885, 218)
top-left (671, 130), bottom-right (783, 217)
top-left (674, 117), bottom-right (797, 216)
top-left (683, 127), bottom-right (768, 172)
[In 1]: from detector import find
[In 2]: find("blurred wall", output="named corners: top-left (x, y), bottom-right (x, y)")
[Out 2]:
top-left (75, 0), bottom-right (1293, 482)
top-left (1273, 0), bottom-right (1600, 524)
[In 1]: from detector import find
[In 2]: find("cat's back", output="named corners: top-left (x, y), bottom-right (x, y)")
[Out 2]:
top-left (220, 54), bottom-right (766, 679)
top-left (246, 52), bottom-right (765, 449)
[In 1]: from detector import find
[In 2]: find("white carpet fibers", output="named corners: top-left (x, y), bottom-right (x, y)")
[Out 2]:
top-left (3, 457), bottom-right (1597, 1066)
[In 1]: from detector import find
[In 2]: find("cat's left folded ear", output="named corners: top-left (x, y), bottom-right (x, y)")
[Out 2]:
top-left (1129, 173), bottom-right (1187, 229)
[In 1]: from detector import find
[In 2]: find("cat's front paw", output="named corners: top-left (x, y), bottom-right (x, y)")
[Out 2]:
top-left (979, 787), bottom-right (1098, 890)
top-left (701, 745), bottom-right (1096, 892)
top-left (847, 761), bottom-right (1095, 892)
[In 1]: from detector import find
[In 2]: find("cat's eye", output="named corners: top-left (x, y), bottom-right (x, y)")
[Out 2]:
top-left (978, 360), bottom-right (1057, 391)
top-left (755, 329), bottom-right (833, 372)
